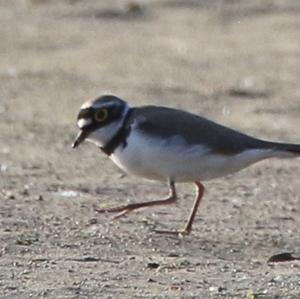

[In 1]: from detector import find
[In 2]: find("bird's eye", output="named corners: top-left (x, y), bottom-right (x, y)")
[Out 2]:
top-left (94, 109), bottom-right (108, 122)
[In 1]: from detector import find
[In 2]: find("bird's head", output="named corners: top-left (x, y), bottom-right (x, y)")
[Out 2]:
top-left (72, 95), bottom-right (130, 148)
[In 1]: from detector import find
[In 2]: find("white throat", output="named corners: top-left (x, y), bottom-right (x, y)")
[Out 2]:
top-left (86, 105), bottom-right (131, 148)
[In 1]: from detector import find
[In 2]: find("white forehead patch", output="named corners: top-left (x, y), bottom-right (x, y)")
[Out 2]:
top-left (78, 118), bottom-right (92, 129)
top-left (80, 100), bottom-right (93, 109)
top-left (81, 98), bottom-right (124, 110)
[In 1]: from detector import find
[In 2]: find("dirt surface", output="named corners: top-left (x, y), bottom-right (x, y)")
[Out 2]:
top-left (0, 1), bottom-right (300, 298)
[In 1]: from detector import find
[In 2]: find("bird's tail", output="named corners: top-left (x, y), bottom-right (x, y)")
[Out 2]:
top-left (264, 141), bottom-right (300, 158)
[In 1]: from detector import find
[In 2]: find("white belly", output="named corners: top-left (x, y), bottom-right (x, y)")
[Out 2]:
top-left (110, 130), bottom-right (273, 182)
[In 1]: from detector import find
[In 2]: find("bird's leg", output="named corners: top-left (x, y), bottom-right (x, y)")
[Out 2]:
top-left (94, 181), bottom-right (177, 219)
top-left (155, 181), bottom-right (204, 236)
top-left (181, 181), bottom-right (205, 234)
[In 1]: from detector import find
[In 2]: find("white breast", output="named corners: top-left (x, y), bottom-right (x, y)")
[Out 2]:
top-left (110, 128), bottom-right (274, 182)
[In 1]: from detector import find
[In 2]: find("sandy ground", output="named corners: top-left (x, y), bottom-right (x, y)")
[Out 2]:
top-left (0, 0), bottom-right (300, 298)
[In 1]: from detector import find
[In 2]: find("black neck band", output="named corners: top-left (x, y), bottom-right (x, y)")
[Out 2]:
top-left (100, 108), bottom-right (133, 156)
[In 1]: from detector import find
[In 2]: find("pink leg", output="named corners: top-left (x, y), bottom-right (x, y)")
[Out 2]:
top-left (155, 181), bottom-right (205, 235)
top-left (94, 182), bottom-right (177, 219)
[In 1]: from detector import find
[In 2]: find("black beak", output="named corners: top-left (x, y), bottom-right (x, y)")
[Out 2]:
top-left (72, 129), bottom-right (90, 148)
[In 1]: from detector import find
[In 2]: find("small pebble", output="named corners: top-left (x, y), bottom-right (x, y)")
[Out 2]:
top-left (36, 195), bottom-right (43, 201)
top-left (147, 262), bottom-right (160, 269)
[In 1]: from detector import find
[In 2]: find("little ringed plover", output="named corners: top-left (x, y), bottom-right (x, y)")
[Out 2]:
top-left (72, 95), bottom-right (300, 235)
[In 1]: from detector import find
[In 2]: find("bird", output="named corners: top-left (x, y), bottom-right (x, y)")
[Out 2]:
top-left (72, 94), bottom-right (300, 235)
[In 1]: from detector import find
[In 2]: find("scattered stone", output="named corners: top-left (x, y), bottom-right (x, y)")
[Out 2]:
top-left (167, 253), bottom-right (180, 257)
top-left (88, 218), bottom-right (98, 225)
top-left (5, 285), bottom-right (17, 291)
top-left (0, 163), bottom-right (8, 172)
top-left (66, 256), bottom-right (120, 264)
top-left (3, 191), bottom-right (16, 200)
top-left (209, 286), bottom-right (218, 292)
top-left (147, 262), bottom-right (160, 269)
top-left (16, 235), bottom-right (39, 246)
top-left (125, 1), bottom-right (144, 16)
top-left (92, 2), bottom-right (145, 20)
top-left (246, 291), bottom-right (258, 299)
top-left (170, 284), bottom-right (183, 291)
top-left (268, 252), bottom-right (300, 263)
top-left (36, 194), bottom-right (44, 201)
top-left (58, 190), bottom-right (78, 198)
top-left (31, 257), bottom-right (49, 263)
top-left (77, 256), bottom-right (100, 262)
top-left (209, 285), bottom-right (226, 293)
top-left (20, 188), bottom-right (30, 196)
top-left (228, 77), bottom-right (270, 99)
top-left (272, 275), bottom-right (283, 283)
top-left (147, 278), bottom-right (156, 283)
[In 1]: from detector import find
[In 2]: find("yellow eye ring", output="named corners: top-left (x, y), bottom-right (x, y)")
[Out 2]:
top-left (94, 109), bottom-right (108, 122)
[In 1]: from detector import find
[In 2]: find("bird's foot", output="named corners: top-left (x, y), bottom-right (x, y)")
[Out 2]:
top-left (94, 205), bottom-right (135, 219)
